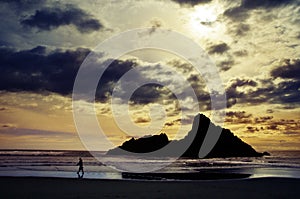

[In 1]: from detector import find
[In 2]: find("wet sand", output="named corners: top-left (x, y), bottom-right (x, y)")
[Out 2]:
top-left (1, 176), bottom-right (300, 198)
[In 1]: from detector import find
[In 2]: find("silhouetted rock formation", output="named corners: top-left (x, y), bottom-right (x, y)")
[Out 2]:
top-left (114, 133), bottom-right (170, 153)
top-left (107, 114), bottom-right (266, 158)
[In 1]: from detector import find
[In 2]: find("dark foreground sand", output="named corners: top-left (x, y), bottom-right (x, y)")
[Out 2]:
top-left (1, 177), bottom-right (300, 199)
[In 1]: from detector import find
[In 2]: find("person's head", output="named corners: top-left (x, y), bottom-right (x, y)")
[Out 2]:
top-left (79, 157), bottom-right (82, 161)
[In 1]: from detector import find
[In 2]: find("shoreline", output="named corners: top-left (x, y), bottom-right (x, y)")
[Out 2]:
top-left (1, 176), bottom-right (300, 199)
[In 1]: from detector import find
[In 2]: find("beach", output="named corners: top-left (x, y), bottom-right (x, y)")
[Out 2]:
top-left (1, 150), bottom-right (300, 198)
top-left (1, 176), bottom-right (300, 199)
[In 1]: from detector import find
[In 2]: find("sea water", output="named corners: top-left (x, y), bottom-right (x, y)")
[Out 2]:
top-left (0, 150), bottom-right (299, 180)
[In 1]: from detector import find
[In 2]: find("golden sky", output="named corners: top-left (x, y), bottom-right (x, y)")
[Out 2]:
top-left (0, 0), bottom-right (299, 152)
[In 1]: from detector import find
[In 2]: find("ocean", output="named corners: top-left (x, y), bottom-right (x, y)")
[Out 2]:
top-left (0, 150), bottom-right (300, 180)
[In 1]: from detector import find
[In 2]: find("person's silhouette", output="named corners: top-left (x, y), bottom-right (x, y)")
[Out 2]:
top-left (76, 157), bottom-right (84, 178)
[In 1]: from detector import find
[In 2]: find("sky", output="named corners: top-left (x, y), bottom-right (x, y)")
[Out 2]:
top-left (0, 0), bottom-right (299, 152)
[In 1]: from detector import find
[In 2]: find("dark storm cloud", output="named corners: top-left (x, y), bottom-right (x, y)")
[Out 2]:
top-left (225, 111), bottom-right (253, 124)
top-left (223, 0), bottom-right (296, 22)
top-left (242, 0), bottom-right (294, 9)
top-left (207, 43), bottom-right (230, 54)
top-left (225, 78), bottom-right (259, 107)
top-left (274, 80), bottom-right (300, 103)
top-left (254, 116), bottom-right (274, 123)
top-left (265, 59), bottom-right (300, 104)
top-left (95, 61), bottom-right (177, 105)
top-left (186, 73), bottom-right (210, 101)
top-left (270, 59), bottom-right (300, 79)
top-left (228, 78), bottom-right (258, 89)
top-left (0, 46), bottom-right (91, 95)
top-left (95, 59), bottom-right (137, 102)
top-left (164, 121), bottom-right (175, 127)
top-left (20, 5), bottom-right (103, 33)
top-left (225, 61), bottom-right (300, 107)
top-left (264, 118), bottom-right (300, 135)
top-left (0, 46), bottom-right (175, 105)
top-left (223, 6), bottom-right (250, 21)
top-left (0, 46), bottom-right (140, 103)
top-left (130, 84), bottom-right (175, 105)
top-left (267, 124), bottom-right (279, 130)
top-left (246, 126), bottom-right (260, 133)
top-left (218, 59), bottom-right (235, 71)
top-left (224, 5), bottom-right (251, 37)
top-left (171, 0), bottom-right (212, 6)
top-left (226, 111), bottom-right (252, 119)
top-left (0, 0), bottom-right (46, 11)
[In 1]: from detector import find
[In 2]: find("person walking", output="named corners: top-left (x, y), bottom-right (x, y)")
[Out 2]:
top-left (76, 157), bottom-right (84, 178)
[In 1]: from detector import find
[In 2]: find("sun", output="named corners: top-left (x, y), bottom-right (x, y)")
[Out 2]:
top-left (188, 4), bottom-right (221, 34)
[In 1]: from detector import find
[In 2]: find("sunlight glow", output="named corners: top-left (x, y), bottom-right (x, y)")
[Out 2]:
top-left (188, 4), bottom-right (221, 34)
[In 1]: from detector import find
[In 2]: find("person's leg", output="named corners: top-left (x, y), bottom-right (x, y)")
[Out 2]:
top-left (79, 167), bottom-right (84, 178)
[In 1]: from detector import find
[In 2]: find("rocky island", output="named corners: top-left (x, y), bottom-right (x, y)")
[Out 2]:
top-left (107, 114), bottom-right (269, 158)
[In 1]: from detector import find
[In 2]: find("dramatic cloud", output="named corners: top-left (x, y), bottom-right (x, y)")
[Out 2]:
top-left (228, 78), bottom-right (258, 88)
top-left (207, 43), bottom-right (230, 54)
top-left (218, 59), bottom-right (235, 71)
top-left (225, 109), bottom-right (300, 136)
top-left (0, 46), bottom-right (90, 95)
top-left (225, 63), bottom-right (300, 107)
top-left (95, 59), bottom-right (137, 102)
top-left (20, 5), bottom-right (103, 33)
top-left (270, 59), bottom-right (300, 79)
top-left (228, 23), bottom-right (250, 37)
top-left (225, 111), bottom-right (253, 124)
top-left (134, 117), bottom-right (151, 124)
top-left (226, 111), bottom-right (252, 119)
top-left (130, 84), bottom-right (173, 105)
top-left (0, 46), bottom-right (156, 104)
top-left (164, 121), bottom-right (176, 127)
top-left (267, 124), bottom-right (279, 130)
top-left (223, 6), bottom-right (250, 21)
top-left (0, 46), bottom-right (191, 106)
top-left (225, 76), bottom-right (287, 107)
top-left (171, 0), bottom-right (212, 6)
top-left (254, 116), bottom-right (274, 123)
top-left (242, 0), bottom-right (294, 9)
top-left (0, 0), bottom-right (47, 11)
top-left (223, 0), bottom-right (297, 24)
top-left (246, 126), bottom-right (260, 133)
